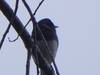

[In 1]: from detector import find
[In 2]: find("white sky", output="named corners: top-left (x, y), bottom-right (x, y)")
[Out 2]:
top-left (0, 0), bottom-right (100, 75)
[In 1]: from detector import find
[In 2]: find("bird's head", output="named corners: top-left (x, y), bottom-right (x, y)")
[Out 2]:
top-left (38, 18), bottom-right (58, 31)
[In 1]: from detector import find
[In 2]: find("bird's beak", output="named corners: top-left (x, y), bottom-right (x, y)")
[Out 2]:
top-left (55, 26), bottom-right (59, 28)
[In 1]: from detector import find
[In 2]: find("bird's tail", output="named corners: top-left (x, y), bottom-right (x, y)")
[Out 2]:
top-left (40, 67), bottom-right (55, 75)
top-left (40, 69), bottom-right (46, 75)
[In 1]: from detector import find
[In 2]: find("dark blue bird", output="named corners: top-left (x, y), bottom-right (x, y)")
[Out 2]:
top-left (32, 18), bottom-right (58, 75)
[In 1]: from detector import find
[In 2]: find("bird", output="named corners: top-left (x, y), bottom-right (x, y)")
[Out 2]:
top-left (32, 18), bottom-right (58, 75)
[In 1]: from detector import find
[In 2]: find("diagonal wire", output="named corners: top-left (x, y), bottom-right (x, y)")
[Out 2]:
top-left (22, 0), bottom-right (39, 75)
top-left (22, 0), bottom-right (59, 75)
top-left (0, 0), bottom-right (19, 50)
top-left (10, 0), bottom-right (44, 42)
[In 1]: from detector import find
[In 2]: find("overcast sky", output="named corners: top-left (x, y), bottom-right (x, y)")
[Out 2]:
top-left (0, 0), bottom-right (100, 75)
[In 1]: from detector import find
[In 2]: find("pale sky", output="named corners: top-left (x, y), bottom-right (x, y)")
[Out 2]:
top-left (0, 0), bottom-right (100, 75)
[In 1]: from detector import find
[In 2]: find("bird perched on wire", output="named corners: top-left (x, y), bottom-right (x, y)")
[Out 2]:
top-left (32, 18), bottom-right (58, 75)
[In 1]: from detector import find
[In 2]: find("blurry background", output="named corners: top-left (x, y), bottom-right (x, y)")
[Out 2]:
top-left (0, 0), bottom-right (100, 75)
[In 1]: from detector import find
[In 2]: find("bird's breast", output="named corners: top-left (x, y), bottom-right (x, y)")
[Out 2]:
top-left (36, 40), bottom-right (58, 63)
